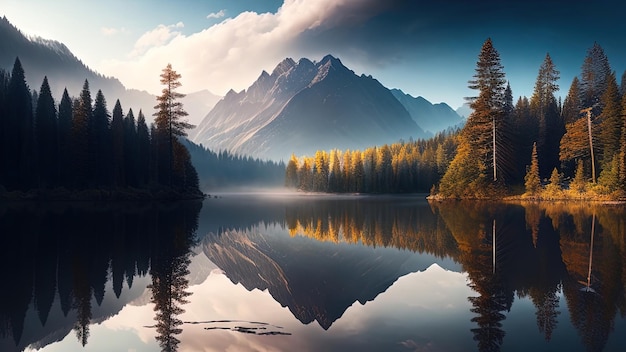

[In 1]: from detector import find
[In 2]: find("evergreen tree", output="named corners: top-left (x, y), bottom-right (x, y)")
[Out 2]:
top-left (71, 80), bottom-right (93, 188)
top-left (351, 150), bottom-right (365, 193)
top-left (530, 53), bottom-right (562, 179)
top-left (58, 88), bottom-right (73, 187)
top-left (328, 149), bottom-right (342, 192)
top-left (124, 108), bottom-right (139, 187)
top-left (285, 154), bottom-right (299, 188)
top-left (562, 77), bottom-right (582, 125)
top-left (570, 159), bottom-right (587, 194)
top-left (136, 110), bottom-right (151, 186)
top-left (597, 71), bottom-right (622, 165)
top-left (524, 143), bottom-right (541, 196)
top-left (153, 64), bottom-right (194, 187)
top-left (620, 94), bottom-right (626, 188)
top-left (376, 144), bottom-right (393, 192)
top-left (7, 57), bottom-right (35, 190)
top-left (111, 99), bottom-right (125, 187)
top-left (439, 38), bottom-right (506, 197)
top-left (580, 42), bottom-right (611, 111)
top-left (545, 167), bottom-right (562, 196)
top-left (512, 96), bottom-right (536, 183)
top-left (34, 76), bottom-right (58, 188)
top-left (0, 68), bottom-right (9, 187)
top-left (313, 150), bottom-right (329, 192)
top-left (91, 89), bottom-right (111, 186)
top-left (598, 154), bottom-right (619, 193)
top-left (465, 38), bottom-right (507, 183)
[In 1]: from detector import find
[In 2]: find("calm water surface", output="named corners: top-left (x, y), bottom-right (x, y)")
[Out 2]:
top-left (1, 194), bottom-right (625, 351)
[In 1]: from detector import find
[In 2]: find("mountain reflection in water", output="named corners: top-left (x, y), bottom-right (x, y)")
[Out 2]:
top-left (1, 196), bottom-right (625, 351)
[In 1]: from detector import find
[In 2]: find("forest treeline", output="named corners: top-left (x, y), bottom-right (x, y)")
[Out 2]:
top-left (287, 40), bottom-right (626, 199)
top-left (284, 131), bottom-right (458, 193)
top-left (183, 139), bottom-right (286, 190)
top-left (0, 58), bottom-right (201, 199)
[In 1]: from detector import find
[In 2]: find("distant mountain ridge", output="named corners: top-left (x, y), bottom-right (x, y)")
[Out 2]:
top-left (193, 55), bottom-right (426, 160)
top-left (390, 88), bottom-right (463, 135)
top-left (0, 16), bottom-right (218, 123)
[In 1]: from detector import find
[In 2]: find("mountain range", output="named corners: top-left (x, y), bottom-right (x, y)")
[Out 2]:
top-left (193, 55), bottom-right (464, 161)
top-left (0, 16), bottom-right (219, 125)
top-left (2, 16), bottom-right (463, 162)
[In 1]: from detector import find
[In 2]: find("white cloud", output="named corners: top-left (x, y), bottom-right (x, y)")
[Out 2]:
top-left (99, 0), bottom-right (381, 95)
top-left (129, 22), bottom-right (184, 58)
top-left (101, 26), bottom-right (128, 36)
top-left (207, 9), bottom-right (226, 19)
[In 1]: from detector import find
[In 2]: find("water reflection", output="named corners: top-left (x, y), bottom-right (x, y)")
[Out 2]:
top-left (0, 201), bottom-right (201, 352)
top-left (1, 197), bottom-right (626, 351)
top-left (432, 201), bottom-right (626, 352)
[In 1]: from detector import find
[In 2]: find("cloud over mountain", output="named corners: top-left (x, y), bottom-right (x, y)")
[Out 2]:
top-left (99, 0), bottom-right (386, 96)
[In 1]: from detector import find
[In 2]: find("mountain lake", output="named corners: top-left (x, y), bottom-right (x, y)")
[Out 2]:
top-left (1, 193), bottom-right (626, 352)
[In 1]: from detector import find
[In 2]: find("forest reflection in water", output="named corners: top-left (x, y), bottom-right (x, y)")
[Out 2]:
top-left (265, 198), bottom-right (626, 351)
top-left (1, 196), bottom-right (625, 351)
top-left (0, 201), bottom-right (201, 352)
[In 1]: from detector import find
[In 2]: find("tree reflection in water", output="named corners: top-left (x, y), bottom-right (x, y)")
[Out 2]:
top-left (0, 201), bottom-right (200, 351)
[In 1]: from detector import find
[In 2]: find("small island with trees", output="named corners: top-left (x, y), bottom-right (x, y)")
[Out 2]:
top-left (285, 39), bottom-right (626, 202)
top-left (0, 59), bottom-right (203, 200)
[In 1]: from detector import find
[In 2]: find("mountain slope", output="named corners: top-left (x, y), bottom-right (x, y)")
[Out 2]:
top-left (390, 88), bottom-right (463, 134)
top-left (193, 55), bottom-right (425, 160)
top-left (0, 16), bottom-right (218, 123)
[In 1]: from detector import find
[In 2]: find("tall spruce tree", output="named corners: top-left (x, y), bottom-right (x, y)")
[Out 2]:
top-left (580, 42), bottom-right (611, 112)
top-left (136, 110), bottom-right (151, 186)
top-left (525, 143), bottom-right (541, 196)
top-left (439, 38), bottom-right (506, 197)
top-left (71, 80), bottom-right (93, 188)
top-left (111, 99), bottom-right (125, 187)
top-left (124, 108), bottom-right (139, 187)
top-left (597, 71), bottom-right (622, 166)
top-left (8, 57), bottom-right (35, 190)
top-left (58, 88), bottom-right (73, 187)
top-left (530, 53), bottom-right (562, 178)
top-left (153, 64), bottom-right (193, 187)
top-left (465, 38), bottom-right (507, 182)
top-left (91, 89), bottom-right (111, 186)
top-left (34, 76), bottom-right (58, 187)
top-left (0, 68), bottom-right (9, 187)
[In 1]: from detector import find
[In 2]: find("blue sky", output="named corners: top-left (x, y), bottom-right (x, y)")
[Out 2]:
top-left (2, 0), bottom-right (625, 109)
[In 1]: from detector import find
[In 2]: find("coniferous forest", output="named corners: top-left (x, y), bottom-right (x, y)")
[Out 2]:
top-left (0, 58), bottom-right (202, 199)
top-left (287, 40), bottom-right (626, 200)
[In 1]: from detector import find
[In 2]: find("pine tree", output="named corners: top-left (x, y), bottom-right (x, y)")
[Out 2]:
top-left (71, 80), bottom-right (92, 188)
top-left (465, 38), bottom-right (507, 183)
top-left (153, 64), bottom-right (194, 187)
top-left (580, 42), bottom-right (611, 111)
top-left (0, 68), bottom-right (9, 187)
top-left (136, 110), bottom-right (151, 186)
top-left (58, 88), bottom-right (73, 187)
top-left (597, 71), bottom-right (622, 166)
top-left (313, 150), bottom-right (329, 192)
top-left (91, 89), bottom-right (111, 186)
top-left (545, 167), bottom-right (562, 196)
top-left (530, 53), bottom-right (562, 179)
top-left (111, 100), bottom-right (125, 187)
top-left (619, 93), bottom-right (626, 188)
top-left (285, 154), bottom-right (299, 188)
top-left (524, 143), bottom-right (541, 196)
top-left (124, 109), bottom-right (139, 187)
top-left (34, 76), bottom-right (58, 188)
top-left (570, 159), bottom-right (587, 194)
top-left (439, 38), bottom-right (506, 197)
top-left (562, 77), bottom-right (582, 125)
top-left (8, 57), bottom-right (35, 190)
top-left (328, 149), bottom-right (341, 192)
